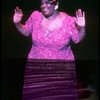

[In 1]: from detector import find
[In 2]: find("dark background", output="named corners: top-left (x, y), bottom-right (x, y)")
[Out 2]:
top-left (1, 0), bottom-right (99, 100)
top-left (1, 0), bottom-right (99, 60)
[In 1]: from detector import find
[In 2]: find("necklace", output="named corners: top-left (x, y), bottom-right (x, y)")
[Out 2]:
top-left (42, 18), bottom-right (51, 38)
top-left (44, 30), bottom-right (51, 38)
top-left (41, 14), bottom-right (63, 38)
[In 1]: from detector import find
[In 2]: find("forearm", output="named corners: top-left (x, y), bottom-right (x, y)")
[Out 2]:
top-left (15, 23), bottom-right (30, 37)
top-left (78, 26), bottom-right (86, 41)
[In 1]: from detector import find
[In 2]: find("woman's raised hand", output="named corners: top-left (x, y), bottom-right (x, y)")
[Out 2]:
top-left (75, 9), bottom-right (85, 27)
top-left (13, 6), bottom-right (23, 24)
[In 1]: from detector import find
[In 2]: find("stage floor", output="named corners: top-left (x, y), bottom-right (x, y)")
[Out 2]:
top-left (80, 94), bottom-right (98, 100)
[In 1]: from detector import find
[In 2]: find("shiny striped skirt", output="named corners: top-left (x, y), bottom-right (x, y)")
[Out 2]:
top-left (22, 59), bottom-right (78, 100)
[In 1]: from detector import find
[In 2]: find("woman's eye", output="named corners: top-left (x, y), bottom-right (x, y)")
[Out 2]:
top-left (41, 1), bottom-right (50, 5)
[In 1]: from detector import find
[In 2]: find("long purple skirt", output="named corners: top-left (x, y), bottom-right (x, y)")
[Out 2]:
top-left (22, 59), bottom-right (78, 100)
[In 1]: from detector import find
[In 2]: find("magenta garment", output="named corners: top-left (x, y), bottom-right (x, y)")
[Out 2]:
top-left (22, 60), bottom-right (78, 100)
top-left (24, 11), bottom-right (80, 60)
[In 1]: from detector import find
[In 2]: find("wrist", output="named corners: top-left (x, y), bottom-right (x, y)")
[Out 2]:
top-left (14, 22), bottom-right (21, 26)
top-left (78, 26), bottom-right (85, 30)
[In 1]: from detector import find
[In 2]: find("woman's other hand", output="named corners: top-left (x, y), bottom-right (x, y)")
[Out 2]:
top-left (13, 6), bottom-right (23, 24)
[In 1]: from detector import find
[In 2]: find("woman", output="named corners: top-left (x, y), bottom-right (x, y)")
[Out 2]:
top-left (13, 0), bottom-right (86, 99)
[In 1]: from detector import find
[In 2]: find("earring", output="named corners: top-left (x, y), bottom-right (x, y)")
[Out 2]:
top-left (55, 5), bottom-right (58, 10)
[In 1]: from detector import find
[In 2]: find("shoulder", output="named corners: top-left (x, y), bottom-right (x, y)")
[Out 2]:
top-left (59, 12), bottom-right (71, 18)
top-left (60, 12), bottom-right (75, 24)
top-left (27, 11), bottom-right (43, 21)
top-left (30, 10), bottom-right (42, 17)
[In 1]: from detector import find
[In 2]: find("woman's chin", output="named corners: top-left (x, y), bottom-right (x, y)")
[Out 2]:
top-left (43, 12), bottom-right (50, 17)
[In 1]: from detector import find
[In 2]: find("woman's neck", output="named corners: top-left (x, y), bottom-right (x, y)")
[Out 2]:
top-left (47, 10), bottom-right (59, 20)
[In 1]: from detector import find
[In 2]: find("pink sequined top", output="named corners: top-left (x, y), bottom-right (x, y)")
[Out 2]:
top-left (24, 11), bottom-right (80, 60)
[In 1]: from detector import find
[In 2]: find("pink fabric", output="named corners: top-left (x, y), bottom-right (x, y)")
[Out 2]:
top-left (24, 11), bottom-right (79, 60)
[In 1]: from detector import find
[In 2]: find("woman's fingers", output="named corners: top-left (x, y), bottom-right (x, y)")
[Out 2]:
top-left (76, 9), bottom-right (84, 18)
top-left (15, 6), bottom-right (22, 13)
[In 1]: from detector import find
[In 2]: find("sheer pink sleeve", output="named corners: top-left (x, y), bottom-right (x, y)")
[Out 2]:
top-left (23, 11), bottom-right (39, 35)
top-left (70, 17), bottom-right (80, 44)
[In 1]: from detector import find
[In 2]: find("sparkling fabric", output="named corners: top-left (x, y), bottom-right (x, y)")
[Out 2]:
top-left (22, 59), bottom-right (78, 100)
top-left (22, 11), bottom-right (80, 100)
top-left (24, 11), bottom-right (79, 60)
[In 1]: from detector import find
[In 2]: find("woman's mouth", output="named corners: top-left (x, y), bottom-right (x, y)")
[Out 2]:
top-left (43, 9), bottom-right (48, 14)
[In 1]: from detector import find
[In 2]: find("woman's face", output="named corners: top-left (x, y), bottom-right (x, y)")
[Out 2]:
top-left (41, 0), bottom-right (55, 17)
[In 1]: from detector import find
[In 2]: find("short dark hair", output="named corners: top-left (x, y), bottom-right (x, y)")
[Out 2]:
top-left (50, 0), bottom-right (58, 5)
top-left (40, 0), bottom-right (59, 5)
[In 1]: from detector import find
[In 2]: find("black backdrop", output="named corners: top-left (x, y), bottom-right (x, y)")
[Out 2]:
top-left (1, 0), bottom-right (99, 100)
top-left (1, 0), bottom-right (99, 60)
